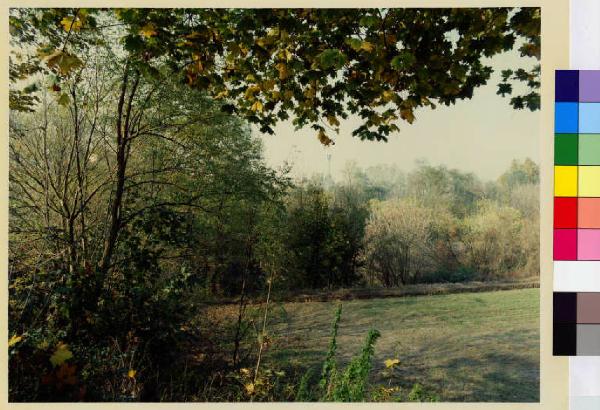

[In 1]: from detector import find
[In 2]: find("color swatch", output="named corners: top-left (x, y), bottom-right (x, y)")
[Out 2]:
top-left (554, 70), bottom-right (600, 356)
top-left (553, 292), bottom-right (600, 355)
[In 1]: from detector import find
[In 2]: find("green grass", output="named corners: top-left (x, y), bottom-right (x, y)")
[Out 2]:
top-left (264, 288), bottom-right (539, 402)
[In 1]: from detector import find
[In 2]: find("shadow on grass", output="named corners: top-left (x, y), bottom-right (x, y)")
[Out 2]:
top-left (442, 352), bottom-right (539, 402)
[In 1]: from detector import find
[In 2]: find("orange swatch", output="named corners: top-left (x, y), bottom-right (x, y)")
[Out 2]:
top-left (578, 197), bottom-right (600, 228)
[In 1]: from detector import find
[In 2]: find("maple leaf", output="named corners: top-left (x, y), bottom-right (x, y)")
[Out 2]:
top-left (46, 50), bottom-right (83, 76)
top-left (50, 342), bottom-right (73, 367)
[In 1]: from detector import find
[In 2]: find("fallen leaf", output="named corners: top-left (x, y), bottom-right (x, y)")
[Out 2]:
top-left (384, 358), bottom-right (400, 368)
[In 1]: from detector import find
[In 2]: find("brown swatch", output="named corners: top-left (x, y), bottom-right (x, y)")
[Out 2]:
top-left (577, 293), bottom-right (600, 323)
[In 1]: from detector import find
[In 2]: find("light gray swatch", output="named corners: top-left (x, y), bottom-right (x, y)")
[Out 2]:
top-left (577, 325), bottom-right (600, 355)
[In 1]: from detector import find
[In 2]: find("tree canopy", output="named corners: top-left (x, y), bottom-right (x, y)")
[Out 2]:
top-left (10, 8), bottom-right (540, 144)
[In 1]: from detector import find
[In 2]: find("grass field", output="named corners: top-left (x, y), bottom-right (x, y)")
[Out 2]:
top-left (262, 288), bottom-right (539, 402)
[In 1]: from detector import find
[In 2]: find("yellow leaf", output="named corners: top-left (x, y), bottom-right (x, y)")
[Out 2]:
top-left (381, 90), bottom-right (395, 102)
top-left (384, 358), bottom-right (400, 368)
top-left (60, 16), bottom-right (82, 32)
top-left (8, 334), bottom-right (22, 347)
top-left (317, 129), bottom-right (334, 146)
top-left (327, 115), bottom-right (340, 127)
top-left (240, 368), bottom-right (250, 376)
top-left (360, 41), bottom-right (375, 52)
top-left (251, 100), bottom-right (264, 113)
top-left (261, 79), bottom-right (276, 91)
top-left (214, 90), bottom-right (229, 100)
top-left (127, 369), bottom-right (137, 378)
top-left (283, 90), bottom-right (294, 100)
top-left (400, 107), bottom-right (415, 124)
top-left (284, 49), bottom-right (294, 62)
top-left (245, 382), bottom-right (255, 395)
top-left (267, 27), bottom-right (280, 37)
top-left (276, 62), bottom-right (288, 80)
top-left (185, 31), bottom-right (203, 40)
top-left (49, 342), bottom-right (73, 367)
top-left (244, 85), bottom-right (261, 100)
top-left (139, 23), bottom-right (157, 38)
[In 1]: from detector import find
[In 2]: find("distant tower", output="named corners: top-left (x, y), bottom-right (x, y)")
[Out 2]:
top-left (327, 153), bottom-right (332, 181)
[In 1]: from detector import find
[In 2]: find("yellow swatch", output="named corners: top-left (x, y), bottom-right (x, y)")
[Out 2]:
top-left (555, 166), bottom-right (578, 197)
top-left (579, 166), bottom-right (600, 197)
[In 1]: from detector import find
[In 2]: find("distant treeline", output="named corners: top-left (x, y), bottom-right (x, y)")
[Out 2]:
top-left (268, 159), bottom-right (539, 291)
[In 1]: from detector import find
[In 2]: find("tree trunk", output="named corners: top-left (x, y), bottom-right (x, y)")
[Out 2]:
top-left (98, 66), bottom-right (140, 277)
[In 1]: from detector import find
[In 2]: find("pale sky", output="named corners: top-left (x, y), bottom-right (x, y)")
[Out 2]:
top-left (257, 49), bottom-right (540, 182)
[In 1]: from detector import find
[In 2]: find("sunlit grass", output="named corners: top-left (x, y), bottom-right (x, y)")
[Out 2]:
top-left (263, 288), bottom-right (539, 402)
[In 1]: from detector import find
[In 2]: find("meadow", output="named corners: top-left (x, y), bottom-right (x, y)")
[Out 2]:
top-left (258, 288), bottom-right (540, 402)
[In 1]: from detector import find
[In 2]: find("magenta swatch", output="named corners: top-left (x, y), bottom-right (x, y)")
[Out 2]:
top-left (554, 229), bottom-right (578, 260)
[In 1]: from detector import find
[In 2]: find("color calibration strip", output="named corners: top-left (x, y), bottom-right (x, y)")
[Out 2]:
top-left (554, 70), bottom-right (600, 356)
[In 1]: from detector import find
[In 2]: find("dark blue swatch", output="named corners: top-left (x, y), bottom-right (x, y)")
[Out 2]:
top-left (556, 70), bottom-right (579, 102)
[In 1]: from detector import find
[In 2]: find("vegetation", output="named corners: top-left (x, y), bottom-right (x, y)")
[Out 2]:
top-left (10, 8), bottom-right (540, 141)
top-left (8, 7), bottom-right (540, 402)
top-left (262, 288), bottom-right (539, 402)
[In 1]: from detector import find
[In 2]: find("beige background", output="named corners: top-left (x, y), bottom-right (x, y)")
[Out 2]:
top-left (0, 0), bottom-right (569, 408)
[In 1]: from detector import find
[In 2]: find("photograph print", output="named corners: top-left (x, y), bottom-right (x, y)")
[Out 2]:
top-left (8, 7), bottom-right (541, 402)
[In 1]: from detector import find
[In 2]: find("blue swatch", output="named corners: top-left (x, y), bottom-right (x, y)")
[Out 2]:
top-left (556, 102), bottom-right (579, 133)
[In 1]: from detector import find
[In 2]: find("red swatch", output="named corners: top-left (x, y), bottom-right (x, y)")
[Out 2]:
top-left (554, 197), bottom-right (578, 228)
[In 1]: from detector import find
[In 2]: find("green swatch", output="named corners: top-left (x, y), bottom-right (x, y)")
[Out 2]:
top-left (555, 133), bottom-right (578, 165)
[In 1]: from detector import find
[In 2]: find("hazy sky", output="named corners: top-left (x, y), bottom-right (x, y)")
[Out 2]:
top-left (257, 49), bottom-right (539, 182)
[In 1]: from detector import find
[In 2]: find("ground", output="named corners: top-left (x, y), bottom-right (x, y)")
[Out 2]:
top-left (262, 288), bottom-right (539, 402)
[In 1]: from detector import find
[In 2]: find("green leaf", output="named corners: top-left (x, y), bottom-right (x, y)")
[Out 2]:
top-left (345, 37), bottom-right (362, 51)
top-left (359, 15), bottom-right (379, 28)
top-left (497, 83), bottom-right (512, 97)
top-left (317, 49), bottom-right (347, 70)
top-left (391, 52), bottom-right (416, 69)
